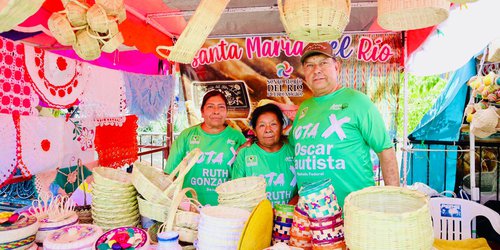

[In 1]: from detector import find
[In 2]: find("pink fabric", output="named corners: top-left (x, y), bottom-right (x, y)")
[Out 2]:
top-left (0, 114), bottom-right (18, 187)
top-left (62, 118), bottom-right (96, 167)
top-left (0, 37), bottom-right (39, 115)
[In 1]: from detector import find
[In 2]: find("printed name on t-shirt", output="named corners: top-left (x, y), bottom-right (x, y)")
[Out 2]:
top-left (189, 168), bottom-right (228, 187)
top-left (267, 190), bottom-right (293, 203)
top-left (195, 148), bottom-right (237, 166)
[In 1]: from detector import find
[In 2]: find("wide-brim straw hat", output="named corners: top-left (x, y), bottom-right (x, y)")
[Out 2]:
top-left (65, 0), bottom-right (89, 27)
top-left (378, 0), bottom-right (450, 31)
top-left (48, 12), bottom-right (77, 46)
top-left (87, 3), bottom-right (110, 33)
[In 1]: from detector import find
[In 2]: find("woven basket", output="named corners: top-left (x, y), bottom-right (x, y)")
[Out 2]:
top-left (0, 0), bottom-right (46, 33)
top-left (299, 179), bottom-right (341, 218)
top-left (137, 195), bottom-right (169, 222)
top-left (216, 176), bottom-right (266, 197)
top-left (95, 0), bottom-right (124, 15)
top-left (378, 0), bottom-right (450, 31)
top-left (86, 3), bottom-right (110, 33)
top-left (101, 31), bottom-right (123, 53)
top-left (487, 38), bottom-right (500, 62)
top-left (65, 0), bottom-right (89, 27)
top-left (156, 0), bottom-right (230, 63)
top-left (278, 0), bottom-right (351, 42)
top-left (173, 226), bottom-right (198, 243)
top-left (48, 12), bottom-right (79, 46)
top-left (92, 167), bottom-right (132, 187)
top-left (131, 161), bottom-right (173, 205)
top-left (75, 205), bottom-right (93, 224)
top-left (115, 5), bottom-right (127, 23)
top-left (73, 28), bottom-right (102, 60)
top-left (343, 186), bottom-right (434, 250)
top-left (309, 213), bottom-right (344, 244)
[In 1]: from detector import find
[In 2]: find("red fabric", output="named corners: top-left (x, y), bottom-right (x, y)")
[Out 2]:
top-left (94, 115), bottom-right (138, 168)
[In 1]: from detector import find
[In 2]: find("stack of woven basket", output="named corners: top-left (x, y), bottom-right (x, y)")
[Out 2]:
top-left (47, 0), bottom-right (126, 60)
top-left (91, 167), bottom-right (140, 231)
top-left (216, 176), bottom-right (267, 212)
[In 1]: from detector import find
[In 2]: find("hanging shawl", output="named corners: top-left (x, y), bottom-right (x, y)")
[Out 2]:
top-left (122, 72), bottom-right (175, 124)
top-left (94, 115), bottom-right (138, 168)
top-left (24, 44), bottom-right (90, 109)
top-left (0, 37), bottom-right (39, 115)
top-left (62, 117), bottom-right (96, 166)
top-left (0, 114), bottom-right (18, 188)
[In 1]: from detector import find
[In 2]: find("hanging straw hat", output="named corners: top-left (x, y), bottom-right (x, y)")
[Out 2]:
top-left (65, 0), bottom-right (90, 27)
top-left (87, 3), bottom-right (112, 33)
top-left (48, 12), bottom-right (78, 46)
top-left (0, 0), bottom-right (46, 33)
top-left (101, 31), bottom-right (124, 53)
top-left (115, 6), bottom-right (127, 23)
top-left (95, 0), bottom-right (124, 16)
top-left (378, 0), bottom-right (450, 31)
top-left (73, 28), bottom-right (102, 61)
top-left (277, 0), bottom-right (351, 42)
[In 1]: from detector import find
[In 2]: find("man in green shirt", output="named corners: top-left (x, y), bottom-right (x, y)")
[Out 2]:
top-left (165, 91), bottom-right (246, 205)
top-left (290, 42), bottom-right (399, 208)
top-left (232, 104), bottom-right (297, 205)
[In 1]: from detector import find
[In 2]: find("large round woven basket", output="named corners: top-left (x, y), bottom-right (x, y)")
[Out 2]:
top-left (92, 167), bottom-right (132, 187)
top-left (137, 195), bottom-right (169, 222)
top-left (343, 186), bottom-right (434, 250)
top-left (378, 0), bottom-right (450, 31)
top-left (278, 0), bottom-right (351, 42)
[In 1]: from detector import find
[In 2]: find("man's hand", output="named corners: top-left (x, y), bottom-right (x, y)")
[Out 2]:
top-left (378, 147), bottom-right (400, 186)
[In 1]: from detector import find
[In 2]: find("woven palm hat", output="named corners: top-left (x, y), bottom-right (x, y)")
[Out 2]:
top-left (48, 12), bottom-right (77, 46)
top-left (73, 29), bottom-right (101, 61)
top-left (101, 31), bottom-right (124, 53)
top-left (65, 0), bottom-right (89, 27)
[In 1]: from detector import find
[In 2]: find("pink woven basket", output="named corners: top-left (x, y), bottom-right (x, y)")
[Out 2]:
top-left (289, 206), bottom-right (312, 249)
top-left (309, 212), bottom-right (344, 244)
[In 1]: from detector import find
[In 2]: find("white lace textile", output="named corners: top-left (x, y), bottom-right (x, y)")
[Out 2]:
top-left (62, 117), bottom-right (96, 167)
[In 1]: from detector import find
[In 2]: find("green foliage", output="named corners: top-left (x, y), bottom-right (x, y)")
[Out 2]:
top-left (396, 73), bottom-right (448, 140)
top-left (137, 114), bottom-right (167, 133)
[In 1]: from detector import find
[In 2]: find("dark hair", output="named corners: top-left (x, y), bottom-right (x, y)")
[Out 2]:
top-left (200, 90), bottom-right (229, 110)
top-left (250, 103), bottom-right (285, 129)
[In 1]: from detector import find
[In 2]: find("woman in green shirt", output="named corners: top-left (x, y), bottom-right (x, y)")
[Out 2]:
top-left (232, 104), bottom-right (297, 205)
top-left (165, 91), bottom-right (246, 205)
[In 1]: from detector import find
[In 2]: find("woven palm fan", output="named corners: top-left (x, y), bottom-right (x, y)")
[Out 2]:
top-left (65, 0), bottom-right (90, 27)
top-left (87, 3), bottom-right (111, 33)
top-left (156, 0), bottom-right (230, 64)
top-left (0, 0), bottom-right (45, 33)
top-left (96, 0), bottom-right (124, 16)
top-left (378, 0), bottom-right (450, 31)
top-left (278, 0), bottom-right (351, 42)
top-left (73, 28), bottom-right (102, 61)
top-left (48, 12), bottom-right (79, 46)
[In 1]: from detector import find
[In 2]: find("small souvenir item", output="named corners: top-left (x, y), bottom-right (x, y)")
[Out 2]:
top-left (0, 213), bottom-right (40, 250)
top-left (95, 227), bottom-right (149, 250)
top-left (43, 224), bottom-right (103, 250)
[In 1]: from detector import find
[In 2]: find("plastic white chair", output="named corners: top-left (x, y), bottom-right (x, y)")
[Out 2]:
top-left (429, 197), bottom-right (500, 240)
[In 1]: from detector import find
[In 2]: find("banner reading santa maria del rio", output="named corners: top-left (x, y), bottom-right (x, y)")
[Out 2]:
top-left (180, 33), bottom-right (402, 139)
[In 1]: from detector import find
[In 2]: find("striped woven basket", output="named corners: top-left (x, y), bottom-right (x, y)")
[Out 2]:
top-left (156, 0), bottom-right (230, 63)
top-left (343, 186), bottom-right (434, 250)
top-left (278, 0), bottom-right (351, 42)
top-left (378, 0), bottom-right (450, 31)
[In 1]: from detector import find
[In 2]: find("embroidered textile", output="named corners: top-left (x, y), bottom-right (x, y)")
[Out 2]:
top-left (62, 118), bottom-right (96, 167)
top-left (94, 115), bottom-right (138, 168)
top-left (24, 44), bottom-right (89, 109)
top-left (55, 164), bottom-right (92, 195)
top-left (0, 37), bottom-right (39, 115)
top-left (33, 169), bottom-right (57, 198)
top-left (19, 115), bottom-right (64, 176)
top-left (0, 114), bottom-right (17, 187)
top-left (123, 72), bottom-right (175, 124)
top-left (78, 65), bottom-right (126, 122)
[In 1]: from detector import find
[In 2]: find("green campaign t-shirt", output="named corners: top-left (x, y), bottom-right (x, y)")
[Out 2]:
top-left (165, 124), bottom-right (246, 205)
top-left (232, 142), bottom-right (297, 205)
top-left (289, 88), bottom-right (393, 208)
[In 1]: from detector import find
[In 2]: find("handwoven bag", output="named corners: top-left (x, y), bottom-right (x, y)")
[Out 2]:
top-left (156, 0), bottom-right (230, 63)
top-left (299, 179), bottom-right (341, 218)
top-left (65, 0), bottom-right (89, 27)
top-left (86, 3), bottom-right (111, 33)
top-left (272, 220), bottom-right (292, 245)
top-left (278, 0), bottom-right (351, 42)
top-left (309, 212), bottom-right (344, 244)
top-left (378, 0), bottom-right (450, 31)
top-left (289, 206), bottom-right (312, 249)
top-left (48, 12), bottom-right (80, 46)
top-left (101, 31), bottom-right (124, 53)
top-left (137, 195), bottom-right (168, 222)
top-left (274, 204), bottom-right (295, 223)
top-left (343, 186), bottom-right (434, 250)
